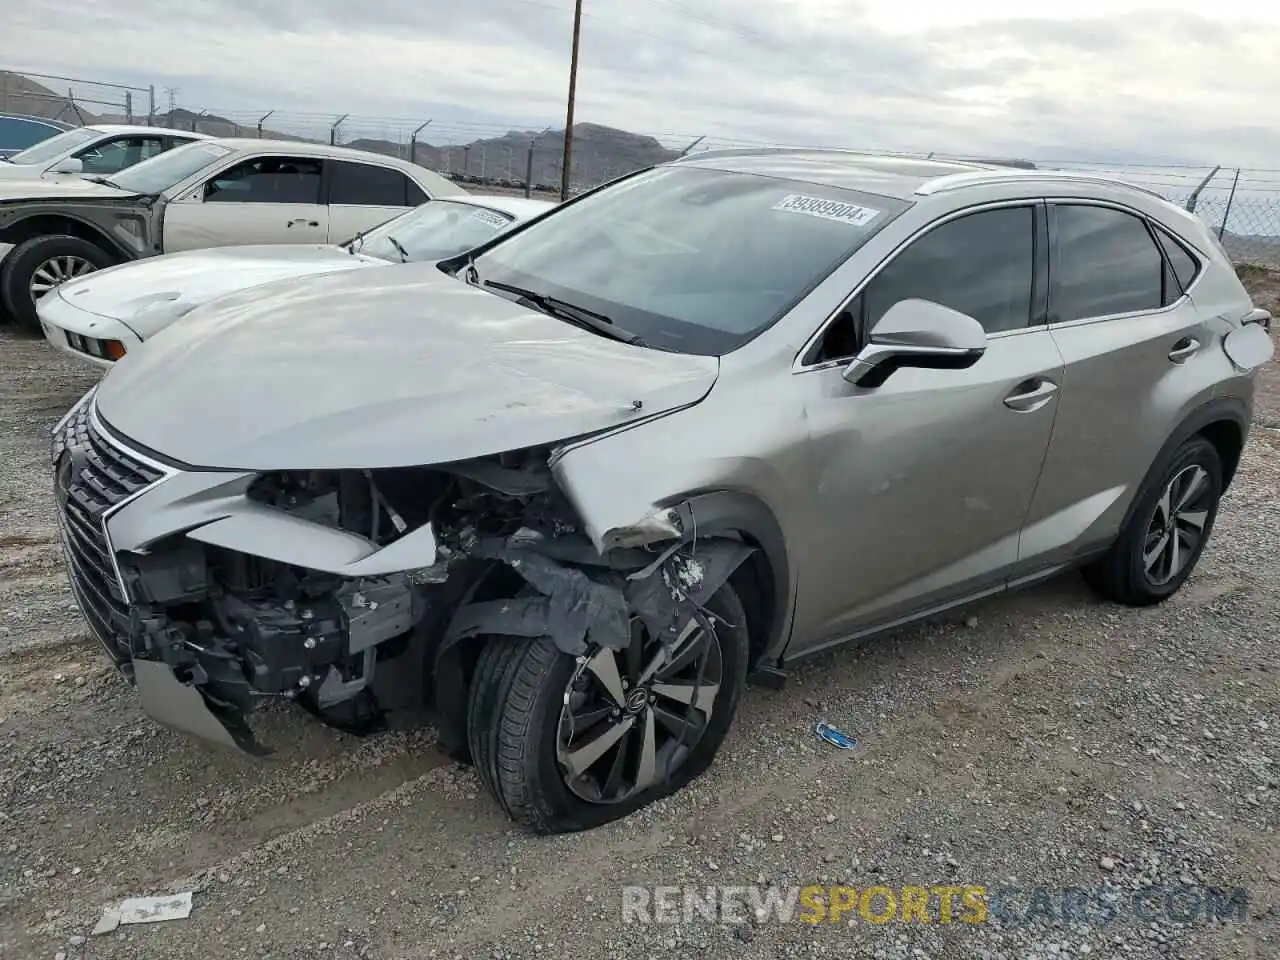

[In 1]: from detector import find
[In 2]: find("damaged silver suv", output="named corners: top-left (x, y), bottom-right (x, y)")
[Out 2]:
top-left (51, 150), bottom-right (1274, 833)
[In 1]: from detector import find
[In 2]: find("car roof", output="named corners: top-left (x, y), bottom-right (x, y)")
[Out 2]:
top-left (669, 149), bottom-right (1002, 200)
top-left (204, 137), bottom-right (421, 167)
top-left (451, 194), bottom-right (557, 219)
top-left (0, 113), bottom-right (76, 130)
top-left (667, 148), bottom-right (1168, 207)
top-left (82, 124), bottom-right (214, 139)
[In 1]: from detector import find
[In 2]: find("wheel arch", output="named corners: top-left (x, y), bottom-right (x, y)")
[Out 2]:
top-left (1118, 396), bottom-right (1248, 534)
top-left (428, 490), bottom-right (796, 762)
top-left (0, 214), bottom-right (132, 261)
top-left (676, 490), bottom-right (794, 668)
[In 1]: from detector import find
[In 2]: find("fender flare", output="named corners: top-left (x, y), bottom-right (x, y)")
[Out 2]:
top-left (1116, 396), bottom-right (1249, 535)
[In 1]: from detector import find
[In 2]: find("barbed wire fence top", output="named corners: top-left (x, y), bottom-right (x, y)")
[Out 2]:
top-left (4, 68), bottom-right (1278, 268)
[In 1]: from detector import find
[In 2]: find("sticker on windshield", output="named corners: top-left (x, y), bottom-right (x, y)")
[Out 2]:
top-left (772, 194), bottom-right (881, 226)
top-left (469, 208), bottom-right (511, 230)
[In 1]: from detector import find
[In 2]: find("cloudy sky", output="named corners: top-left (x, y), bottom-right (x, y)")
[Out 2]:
top-left (5, 0), bottom-right (1280, 165)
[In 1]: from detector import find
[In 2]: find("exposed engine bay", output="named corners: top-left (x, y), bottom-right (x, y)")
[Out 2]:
top-left (63, 415), bottom-right (755, 756)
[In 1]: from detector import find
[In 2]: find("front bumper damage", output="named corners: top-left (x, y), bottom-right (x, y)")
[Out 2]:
top-left (51, 393), bottom-right (753, 755)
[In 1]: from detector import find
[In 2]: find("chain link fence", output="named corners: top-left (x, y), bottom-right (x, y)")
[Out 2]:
top-left (4, 69), bottom-right (1279, 268)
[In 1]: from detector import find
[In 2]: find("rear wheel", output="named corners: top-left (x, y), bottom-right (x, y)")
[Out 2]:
top-left (1083, 435), bottom-right (1223, 605)
top-left (466, 582), bottom-right (749, 833)
top-left (0, 235), bottom-right (115, 333)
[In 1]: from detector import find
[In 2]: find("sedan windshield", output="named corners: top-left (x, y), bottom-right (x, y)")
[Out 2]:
top-left (471, 165), bottom-right (907, 355)
top-left (351, 200), bottom-right (516, 263)
top-left (7, 127), bottom-right (98, 165)
top-left (108, 141), bottom-right (234, 194)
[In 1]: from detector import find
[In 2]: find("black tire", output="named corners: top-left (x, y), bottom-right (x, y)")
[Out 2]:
top-left (467, 582), bottom-right (750, 833)
top-left (0, 235), bottom-right (116, 334)
top-left (1083, 435), bottom-right (1223, 606)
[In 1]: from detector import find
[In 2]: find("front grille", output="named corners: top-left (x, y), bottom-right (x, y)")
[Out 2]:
top-left (53, 404), bottom-right (164, 662)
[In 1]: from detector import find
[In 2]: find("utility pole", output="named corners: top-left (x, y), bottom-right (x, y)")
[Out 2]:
top-left (560, 0), bottom-right (584, 202)
top-left (164, 86), bottom-right (179, 115)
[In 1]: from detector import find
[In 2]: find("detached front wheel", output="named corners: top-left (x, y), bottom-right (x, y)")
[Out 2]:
top-left (467, 583), bottom-right (749, 833)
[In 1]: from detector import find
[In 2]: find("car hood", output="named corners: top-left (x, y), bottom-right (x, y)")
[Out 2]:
top-left (56, 244), bottom-right (386, 338)
top-left (0, 174), bottom-right (136, 200)
top-left (0, 163), bottom-right (52, 180)
top-left (93, 264), bottom-right (720, 470)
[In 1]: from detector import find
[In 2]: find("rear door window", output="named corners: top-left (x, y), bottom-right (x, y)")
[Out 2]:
top-left (1050, 205), bottom-right (1165, 322)
top-left (328, 160), bottom-right (416, 206)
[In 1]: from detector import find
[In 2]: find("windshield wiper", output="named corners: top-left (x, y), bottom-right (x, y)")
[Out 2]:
top-left (385, 235), bottom-right (410, 263)
top-left (346, 228), bottom-right (368, 256)
top-left (84, 175), bottom-right (117, 187)
top-left (481, 279), bottom-right (646, 346)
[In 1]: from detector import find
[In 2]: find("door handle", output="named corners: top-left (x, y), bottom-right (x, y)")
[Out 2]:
top-left (1168, 337), bottom-right (1201, 363)
top-left (286, 218), bottom-right (319, 228)
top-left (1003, 377), bottom-right (1059, 412)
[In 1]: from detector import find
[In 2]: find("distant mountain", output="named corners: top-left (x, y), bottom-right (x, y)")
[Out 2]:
top-left (0, 70), bottom-right (102, 123)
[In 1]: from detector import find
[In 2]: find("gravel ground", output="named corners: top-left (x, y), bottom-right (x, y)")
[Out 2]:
top-left (1, 277), bottom-right (1278, 960)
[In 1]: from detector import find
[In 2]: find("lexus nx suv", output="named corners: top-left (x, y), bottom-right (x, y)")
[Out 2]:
top-left (50, 149), bottom-right (1274, 834)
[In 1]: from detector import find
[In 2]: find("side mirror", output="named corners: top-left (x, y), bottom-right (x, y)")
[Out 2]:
top-left (50, 157), bottom-right (84, 174)
top-left (842, 299), bottom-right (986, 387)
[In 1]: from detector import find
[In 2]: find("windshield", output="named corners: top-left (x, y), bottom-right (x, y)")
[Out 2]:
top-left (471, 166), bottom-right (907, 355)
top-left (353, 200), bottom-right (516, 263)
top-left (7, 127), bottom-right (98, 165)
top-left (108, 141), bottom-right (234, 194)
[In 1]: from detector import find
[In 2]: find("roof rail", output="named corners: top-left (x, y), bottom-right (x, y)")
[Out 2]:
top-left (915, 168), bottom-right (1167, 201)
top-left (669, 145), bottom-right (888, 164)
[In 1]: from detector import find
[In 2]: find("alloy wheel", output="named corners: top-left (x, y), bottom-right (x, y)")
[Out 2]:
top-left (556, 615), bottom-right (722, 804)
top-left (1142, 463), bottom-right (1213, 586)
top-left (29, 255), bottom-right (96, 302)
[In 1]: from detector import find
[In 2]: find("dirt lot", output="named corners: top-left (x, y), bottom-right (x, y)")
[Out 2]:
top-left (1, 278), bottom-right (1278, 960)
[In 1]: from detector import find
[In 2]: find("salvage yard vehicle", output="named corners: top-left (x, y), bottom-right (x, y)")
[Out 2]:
top-left (0, 123), bottom-right (208, 179)
top-left (0, 114), bottom-right (76, 159)
top-left (38, 193), bottom-right (555, 368)
top-left (0, 137), bottom-right (466, 331)
top-left (50, 149), bottom-right (1275, 833)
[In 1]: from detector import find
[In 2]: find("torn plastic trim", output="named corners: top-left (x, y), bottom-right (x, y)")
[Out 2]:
top-left (183, 503), bottom-right (439, 577)
top-left (439, 530), bottom-right (755, 661)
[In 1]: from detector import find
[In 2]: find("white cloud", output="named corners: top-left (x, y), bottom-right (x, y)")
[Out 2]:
top-left (3, 0), bottom-right (1278, 166)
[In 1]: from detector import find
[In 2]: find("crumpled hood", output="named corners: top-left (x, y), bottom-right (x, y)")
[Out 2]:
top-left (56, 244), bottom-right (384, 339)
top-left (0, 175), bottom-right (135, 200)
top-left (94, 263), bottom-right (720, 470)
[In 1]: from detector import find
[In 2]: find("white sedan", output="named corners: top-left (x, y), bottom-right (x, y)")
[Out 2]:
top-left (0, 137), bottom-right (471, 331)
top-left (0, 124), bottom-right (209, 179)
top-left (38, 194), bottom-right (555, 368)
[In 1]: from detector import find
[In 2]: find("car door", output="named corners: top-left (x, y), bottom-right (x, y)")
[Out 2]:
top-left (1019, 201), bottom-right (1215, 565)
top-left (788, 202), bottom-right (1066, 652)
top-left (161, 154), bottom-right (328, 252)
top-left (326, 159), bottom-right (427, 244)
